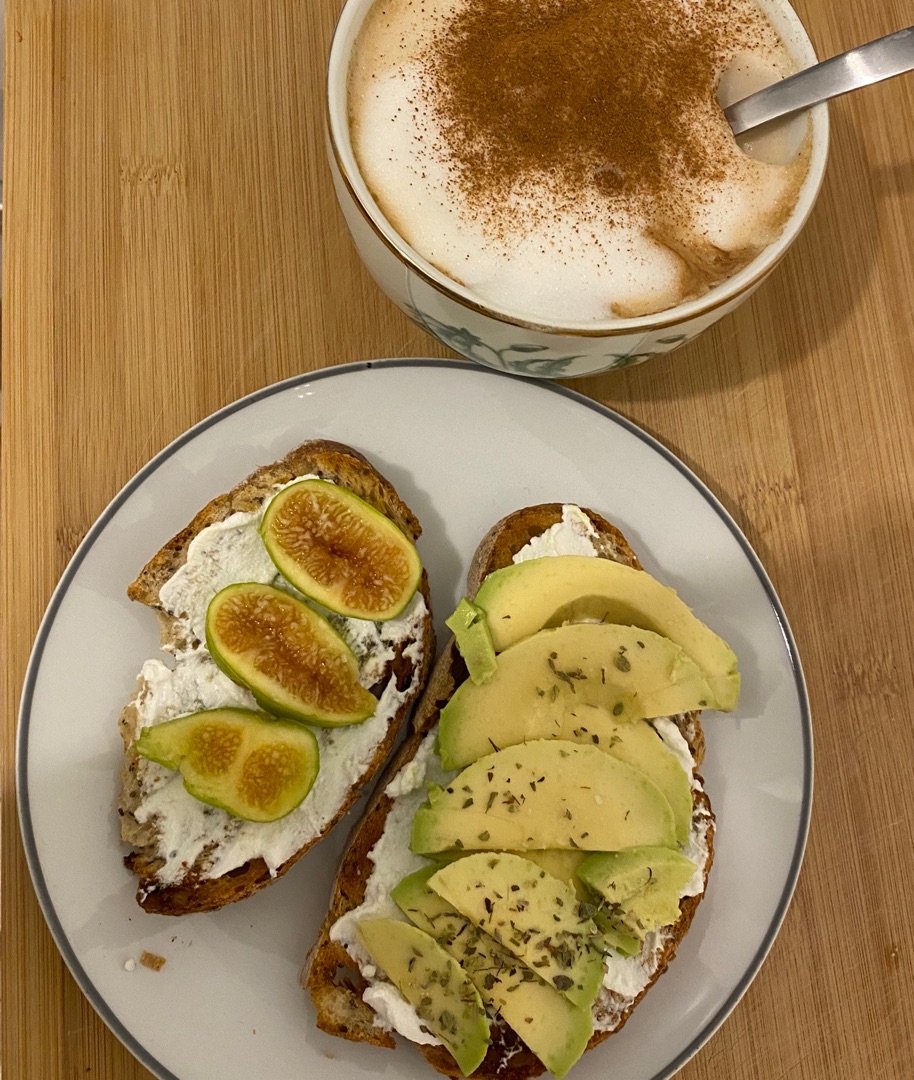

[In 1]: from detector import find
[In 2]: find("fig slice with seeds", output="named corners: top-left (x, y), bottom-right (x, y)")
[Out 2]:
top-left (135, 707), bottom-right (320, 822)
top-left (260, 479), bottom-right (422, 620)
top-left (206, 582), bottom-right (376, 726)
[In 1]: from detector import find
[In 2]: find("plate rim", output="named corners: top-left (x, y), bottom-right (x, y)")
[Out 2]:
top-left (15, 357), bottom-right (813, 1080)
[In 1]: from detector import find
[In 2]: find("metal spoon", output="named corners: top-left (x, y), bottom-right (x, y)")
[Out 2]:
top-left (724, 25), bottom-right (914, 136)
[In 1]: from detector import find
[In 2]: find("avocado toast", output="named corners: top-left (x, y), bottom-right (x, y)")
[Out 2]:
top-left (118, 439), bottom-right (435, 915)
top-left (304, 503), bottom-right (738, 1078)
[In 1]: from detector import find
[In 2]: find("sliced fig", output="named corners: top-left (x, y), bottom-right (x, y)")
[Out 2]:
top-left (260, 479), bottom-right (422, 620)
top-left (205, 582), bottom-right (376, 726)
top-left (135, 707), bottom-right (320, 822)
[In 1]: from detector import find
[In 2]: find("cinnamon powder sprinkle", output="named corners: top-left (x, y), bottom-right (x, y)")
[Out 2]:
top-left (419, 0), bottom-right (760, 228)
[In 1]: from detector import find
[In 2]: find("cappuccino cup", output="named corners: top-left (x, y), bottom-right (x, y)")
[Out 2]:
top-left (326, 0), bottom-right (828, 379)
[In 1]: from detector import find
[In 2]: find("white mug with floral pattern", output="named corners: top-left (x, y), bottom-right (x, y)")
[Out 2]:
top-left (326, 0), bottom-right (829, 379)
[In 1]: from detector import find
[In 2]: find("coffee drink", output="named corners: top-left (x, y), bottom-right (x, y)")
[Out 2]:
top-left (347, 0), bottom-right (811, 323)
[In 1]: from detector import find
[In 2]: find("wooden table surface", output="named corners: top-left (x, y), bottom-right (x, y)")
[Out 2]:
top-left (3, 1), bottom-right (913, 1077)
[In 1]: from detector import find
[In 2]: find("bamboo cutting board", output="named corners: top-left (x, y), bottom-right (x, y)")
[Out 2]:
top-left (2, 1), bottom-right (914, 1079)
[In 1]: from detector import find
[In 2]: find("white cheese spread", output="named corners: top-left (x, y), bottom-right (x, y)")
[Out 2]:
top-left (330, 508), bottom-right (712, 1047)
top-left (158, 511), bottom-right (280, 644)
top-left (329, 730), bottom-right (450, 1046)
top-left (126, 476), bottom-right (429, 888)
top-left (363, 983), bottom-right (441, 1046)
top-left (330, 732), bottom-right (449, 956)
top-left (653, 716), bottom-right (697, 777)
top-left (600, 931), bottom-right (663, 999)
top-left (512, 504), bottom-right (600, 562)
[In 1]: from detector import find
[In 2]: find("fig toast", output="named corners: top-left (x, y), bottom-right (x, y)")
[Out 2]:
top-left (118, 439), bottom-right (435, 915)
top-left (304, 503), bottom-right (723, 1079)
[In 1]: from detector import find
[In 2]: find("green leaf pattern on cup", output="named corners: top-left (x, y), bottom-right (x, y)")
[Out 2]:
top-left (407, 307), bottom-right (583, 376)
top-left (406, 303), bottom-right (691, 377)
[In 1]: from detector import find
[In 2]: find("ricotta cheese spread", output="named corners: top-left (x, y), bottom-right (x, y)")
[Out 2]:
top-left (330, 732), bottom-right (450, 957)
top-left (512, 504), bottom-right (600, 562)
top-left (329, 506), bottom-right (712, 1047)
top-left (126, 475), bottom-right (429, 888)
top-left (330, 730), bottom-right (451, 1046)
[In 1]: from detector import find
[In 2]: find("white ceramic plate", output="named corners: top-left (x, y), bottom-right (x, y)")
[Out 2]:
top-left (18, 359), bottom-right (812, 1080)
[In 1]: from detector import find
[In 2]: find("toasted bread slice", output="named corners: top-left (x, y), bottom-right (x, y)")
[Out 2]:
top-left (118, 439), bottom-right (435, 915)
top-left (303, 503), bottom-right (714, 1078)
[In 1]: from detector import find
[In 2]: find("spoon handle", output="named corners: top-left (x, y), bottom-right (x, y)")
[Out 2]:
top-left (724, 25), bottom-right (914, 136)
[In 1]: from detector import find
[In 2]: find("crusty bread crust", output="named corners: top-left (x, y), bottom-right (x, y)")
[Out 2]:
top-left (465, 504), bottom-right (642, 592)
top-left (119, 439), bottom-right (435, 915)
top-left (303, 504), bottom-right (715, 1077)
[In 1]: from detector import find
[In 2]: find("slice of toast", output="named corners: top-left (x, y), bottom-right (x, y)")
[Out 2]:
top-left (303, 503), bottom-right (714, 1078)
top-left (118, 439), bottom-right (435, 915)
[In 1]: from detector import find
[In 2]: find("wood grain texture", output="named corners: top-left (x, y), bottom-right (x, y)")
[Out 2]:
top-left (2, 1), bottom-right (913, 1078)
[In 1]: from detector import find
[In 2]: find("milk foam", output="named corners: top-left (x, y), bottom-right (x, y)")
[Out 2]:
top-left (348, 0), bottom-right (810, 324)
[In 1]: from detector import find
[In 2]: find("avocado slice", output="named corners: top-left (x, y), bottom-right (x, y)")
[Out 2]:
top-left (507, 851), bottom-right (642, 956)
top-left (577, 847), bottom-right (698, 939)
top-left (428, 853), bottom-right (605, 1010)
top-left (445, 598), bottom-right (497, 685)
top-left (356, 918), bottom-right (490, 1076)
top-left (392, 866), bottom-right (593, 1079)
top-left (438, 622), bottom-right (713, 768)
top-left (563, 712), bottom-right (693, 844)
top-left (472, 555), bottom-right (739, 711)
top-left (410, 740), bottom-right (677, 856)
top-left (513, 848), bottom-right (590, 897)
